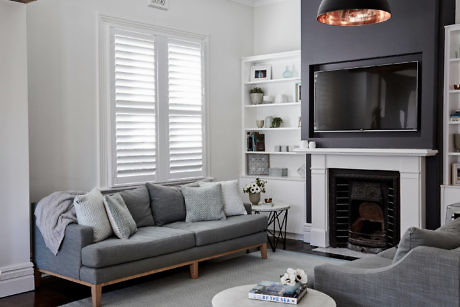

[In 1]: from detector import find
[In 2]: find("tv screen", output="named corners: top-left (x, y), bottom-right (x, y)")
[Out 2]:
top-left (314, 62), bottom-right (419, 132)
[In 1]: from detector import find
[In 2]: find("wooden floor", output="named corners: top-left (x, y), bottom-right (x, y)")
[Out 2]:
top-left (0, 239), bottom-right (354, 307)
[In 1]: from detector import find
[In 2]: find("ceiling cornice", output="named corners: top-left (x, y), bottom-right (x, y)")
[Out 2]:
top-left (10, 0), bottom-right (36, 3)
top-left (230, 0), bottom-right (289, 8)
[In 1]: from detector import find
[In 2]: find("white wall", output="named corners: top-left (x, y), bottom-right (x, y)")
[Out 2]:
top-left (0, 0), bottom-right (34, 297)
top-left (27, 0), bottom-right (253, 201)
top-left (253, 0), bottom-right (301, 55)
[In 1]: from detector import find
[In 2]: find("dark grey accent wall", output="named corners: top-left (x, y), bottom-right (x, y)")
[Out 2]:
top-left (301, 0), bottom-right (455, 229)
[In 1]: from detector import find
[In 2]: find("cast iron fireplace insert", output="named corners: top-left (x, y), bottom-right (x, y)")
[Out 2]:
top-left (328, 169), bottom-right (400, 253)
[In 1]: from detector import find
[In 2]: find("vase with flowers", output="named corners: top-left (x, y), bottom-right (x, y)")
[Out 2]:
top-left (243, 178), bottom-right (266, 206)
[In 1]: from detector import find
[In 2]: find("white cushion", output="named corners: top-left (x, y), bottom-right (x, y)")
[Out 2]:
top-left (200, 180), bottom-right (247, 216)
top-left (103, 193), bottom-right (137, 239)
top-left (74, 188), bottom-right (112, 242)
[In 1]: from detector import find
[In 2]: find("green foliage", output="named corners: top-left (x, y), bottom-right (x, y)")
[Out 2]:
top-left (271, 117), bottom-right (283, 128)
top-left (249, 87), bottom-right (264, 94)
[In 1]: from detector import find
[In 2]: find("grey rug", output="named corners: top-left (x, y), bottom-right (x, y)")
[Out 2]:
top-left (63, 250), bottom-right (346, 307)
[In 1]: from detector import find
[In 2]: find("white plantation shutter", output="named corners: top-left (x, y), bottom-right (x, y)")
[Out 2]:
top-left (167, 40), bottom-right (205, 179)
top-left (112, 30), bottom-right (157, 184)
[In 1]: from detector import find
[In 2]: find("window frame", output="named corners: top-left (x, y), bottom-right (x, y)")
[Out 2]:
top-left (98, 15), bottom-right (209, 188)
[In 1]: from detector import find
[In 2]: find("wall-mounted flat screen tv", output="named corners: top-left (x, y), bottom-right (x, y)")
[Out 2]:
top-left (314, 62), bottom-right (419, 132)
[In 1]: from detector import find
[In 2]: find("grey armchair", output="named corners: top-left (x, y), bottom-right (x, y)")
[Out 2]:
top-left (314, 246), bottom-right (460, 307)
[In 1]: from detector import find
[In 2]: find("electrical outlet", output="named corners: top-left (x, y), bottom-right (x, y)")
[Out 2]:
top-left (148, 0), bottom-right (169, 10)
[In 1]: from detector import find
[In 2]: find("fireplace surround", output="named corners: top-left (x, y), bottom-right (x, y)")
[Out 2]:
top-left (328, 169), bottom-right (400, 253)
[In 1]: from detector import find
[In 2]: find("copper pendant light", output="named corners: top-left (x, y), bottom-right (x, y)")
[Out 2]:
top-left (317, 0), bottom-right (392, 26)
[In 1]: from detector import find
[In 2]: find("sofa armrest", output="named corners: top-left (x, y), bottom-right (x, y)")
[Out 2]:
top-left (34, 223), bottom-right (93, 280)
top-left (314, 246), bottom-right (460, 307)
top-left (244, 203), bottom-right (252, 215)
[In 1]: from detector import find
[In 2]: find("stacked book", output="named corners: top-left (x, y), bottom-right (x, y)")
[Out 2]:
top-left (451, 110), bottom-right (460, 122)
top-left (248, 281), bottom-right (308, 305)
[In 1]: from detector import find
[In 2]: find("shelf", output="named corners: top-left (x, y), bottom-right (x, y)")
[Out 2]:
top-left (449, 121), bottom-right (460, 124)
top-left (244, 127), bottom-right (301, 132)
top-left (449, 58), bottom-right (460, 62)
top-left (447, 152), bottom-right (460, 156)
top-left (245, 77), bottom-right (300, 85)
top-left (241, 175), bottom-right (306, 182)
top-left (245, 102), bottom-right (301, 108)
top-left (245, 151), bottom-right (303, 155)
top-left (449, 90), bottom-right (460, 94)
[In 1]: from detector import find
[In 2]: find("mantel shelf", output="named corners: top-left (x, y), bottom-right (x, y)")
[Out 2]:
top-left (293, 148), bottom-right (438, 157)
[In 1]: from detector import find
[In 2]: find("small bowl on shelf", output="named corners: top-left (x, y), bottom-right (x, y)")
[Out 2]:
top-left (454, 84), bottom-right (460, 90)
top-left (263, 96), bottom-right (274, 104)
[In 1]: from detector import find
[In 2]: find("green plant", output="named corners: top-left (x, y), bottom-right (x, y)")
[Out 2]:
top-left (271, 117), bottom-right (283, 128)
top-left (249, 87), bottom-right (264, 94)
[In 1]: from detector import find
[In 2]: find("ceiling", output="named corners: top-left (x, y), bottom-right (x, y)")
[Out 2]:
top-left (230, 0), bottom-right (288, 7)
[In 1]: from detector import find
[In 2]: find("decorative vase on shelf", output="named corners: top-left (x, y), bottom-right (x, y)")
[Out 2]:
top-left (249, 192), bottom-right (261, 206)
top-left (250, 93), bottom-right (263, 105)
top-left (283, 66), bottom-right (293, 78)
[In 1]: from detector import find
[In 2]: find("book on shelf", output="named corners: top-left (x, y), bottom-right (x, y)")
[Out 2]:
top-left (246, 132), bottom-right (265, 152)
top-left (248, 281), bottom-right (308, 305)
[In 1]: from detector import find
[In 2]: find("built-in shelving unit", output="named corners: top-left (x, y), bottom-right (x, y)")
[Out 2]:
top-left (239, 50), bottom-right (307, 238)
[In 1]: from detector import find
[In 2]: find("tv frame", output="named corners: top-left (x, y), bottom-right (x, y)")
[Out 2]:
top-left (313, 60), bottom-right (421, 133)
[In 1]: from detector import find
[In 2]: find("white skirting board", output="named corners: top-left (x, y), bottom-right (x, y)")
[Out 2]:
top-left (0, 262), bottom-right (35, 297)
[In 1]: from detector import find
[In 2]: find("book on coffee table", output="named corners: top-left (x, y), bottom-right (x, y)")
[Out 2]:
top-left (248, 281), bottom-right (308, 305)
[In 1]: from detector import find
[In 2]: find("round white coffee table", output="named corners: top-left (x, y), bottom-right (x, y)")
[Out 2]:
top-left (212, 284), bottom-right (336, 307)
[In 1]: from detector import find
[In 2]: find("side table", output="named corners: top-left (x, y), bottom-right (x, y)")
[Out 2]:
top-left (251, 203), bottom-right (290, 252)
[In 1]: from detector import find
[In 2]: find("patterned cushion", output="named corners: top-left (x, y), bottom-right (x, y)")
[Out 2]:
top-left (120, 185), bottom-right (155, 227)
top-left (103, 193), bottom-right (137, 239)
top-left (74, 188), bottom-right (112, 242)
top-left (182, 184), bottom-right (226, 223)
top-left (146, 183), bottom-right (186, 226)
top-left (200, 180), bottom-right (247, 216)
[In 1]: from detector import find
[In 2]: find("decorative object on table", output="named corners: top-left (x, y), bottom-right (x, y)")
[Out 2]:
top-left (450, 110), bottom-right (460, 122)
top-left (274, 95), bottom-right (286, 104)
top-left (280, 268), bottom-right (308, 290)
top-left (300, 140), bottom-right (309, 149)
top-left (248, 280), bottom-right (308, 304)
top-left (148, 0), bottom-right (169, 10)
top-left (243, 178), bottom-right (267, 206)
top-left (280, 146), bottom-right (287, 152)
top-left (297, 164), bottom-right (306, 178)
top-left (249, 87), bottom-right (264, 105)
top-left (283, 65), bottom-right (294, 78)
top-left (264, 116), bottom-right (274, 128)
top-left (274, 145), bottom-right (282, 152)
top-left (454, 134), bottom-right (460, 152)
top-left (295, 82), bottom-right (301, 102)
top-left (250, 65), bottom-right (271, 82)
top-left (263, 96), bottom-right (274, 104)
top-left (269, 168), bottom-right (288, 177)
top-left (285, 145), bottom-right (290, 152)
top-left (256, 120), bottom-right (264, 128)
top-left (252, 203), bottom-right (290, 251)
top-left (445, 203), bottom-right (460, 223)
top-left (308, 141), bottom-right (317, 149)
top-left (247, 154), bottom-right (269, 176)
top-left (265, 198), bottom-right (273, 204)
top-left (289, 145), bottom-right (299, 152)
top-left (452, 163), bottom-right (460, 185)
top-left (246, 132), bottom-right (265, 152)
top-left (271, 117), bottom-right (283, 128)
top-left (454, 84), bottom-right (460, 90)
top-left (317, 0), bottom-right (391, 26)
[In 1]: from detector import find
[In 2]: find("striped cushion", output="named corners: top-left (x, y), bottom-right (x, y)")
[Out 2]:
top-left (103, 194), bottom-right (137, 239)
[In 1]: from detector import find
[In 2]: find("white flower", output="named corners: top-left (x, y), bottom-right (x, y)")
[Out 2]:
top-left (245, 184), bottom-right (251, 190)
top-left (280, 273), bottom-right (296, 286)
top-left (250, 187), bottom-right (256, 193)
top-left (295, 269), bottom-right (308, 284)
top-left (251, 183), bottom-right (257, 188)
top-left (254, 186), bottom-right (261, 193)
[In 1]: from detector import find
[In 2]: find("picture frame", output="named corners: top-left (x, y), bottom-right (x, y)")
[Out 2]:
top-left (250, 65), bottom-right (271, 82)
top-left (295, 82), bottom-right (301, 102)
top-left (452, 163), bottom-right (460, 185)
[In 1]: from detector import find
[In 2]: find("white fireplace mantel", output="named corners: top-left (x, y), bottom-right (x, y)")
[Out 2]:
top-left (301, 148), bottom-right (438, 248)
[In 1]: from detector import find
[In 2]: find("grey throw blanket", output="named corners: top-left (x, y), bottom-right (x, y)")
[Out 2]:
top-left (35, 191), bottom-right (84, 255)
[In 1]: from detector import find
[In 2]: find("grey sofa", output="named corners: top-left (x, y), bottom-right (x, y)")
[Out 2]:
top-left (314, 244), bottom-right (460, 307)
top-left (33, 189), bottom-right (267, 307)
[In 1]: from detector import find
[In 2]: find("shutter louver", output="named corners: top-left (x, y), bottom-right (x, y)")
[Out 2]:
top-left (168, 40), bottom-right (204, 177)
top-left (113, 32), bottom-right (157, 183)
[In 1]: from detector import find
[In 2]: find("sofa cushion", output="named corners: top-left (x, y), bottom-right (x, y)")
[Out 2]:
top-left (146, 183), bottom-right (186, 226)
top-left (120, 185), bottom-right (155, 227)
top-left (81, 227), bottom-right (195, 268)
top-left (393, 226), bottom-right (460, 263)
top-left (74, 188), bottom-right (113, 242)
top-left (200, 180), bottom-right (247, 217)
top-left (164, 215), bottom-right (267, 246)
top-left (103, 193), bottom-right (137, 239)
top-left (182, 184), bottom-right (226, 223)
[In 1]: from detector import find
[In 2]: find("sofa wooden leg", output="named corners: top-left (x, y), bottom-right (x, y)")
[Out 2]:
top-left (91, 284), bottom-right (102, 307)
top-left (34, 269), bottom-right (41, 288)
top-left (190, 261), bottom-right (199, 279)
top-left (260, 243), bottom-right (268, 259)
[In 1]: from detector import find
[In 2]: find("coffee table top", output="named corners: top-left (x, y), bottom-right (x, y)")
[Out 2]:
top-left (251, 203), bottom-right (290, 212)
top-left (212, 284), bottom-right (336, 307)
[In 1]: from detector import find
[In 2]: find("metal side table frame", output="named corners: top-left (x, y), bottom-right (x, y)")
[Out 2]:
top-left (251, 203), bottom-right (290, 252)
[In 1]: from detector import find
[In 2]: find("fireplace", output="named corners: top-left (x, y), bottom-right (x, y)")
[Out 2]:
top-left (329, 169), bottom-right (400, 253)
